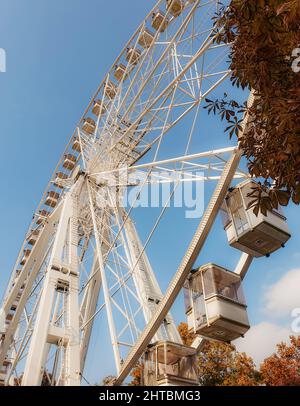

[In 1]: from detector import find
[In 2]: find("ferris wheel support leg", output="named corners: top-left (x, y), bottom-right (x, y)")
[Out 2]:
top-left (22, 192), bottom-right (81, 386)
top-left (113, 148), bottom-right (243, 385)
top-left (21, 271), bottom-right (58, 385)
top-left (65, 271), bottom-right (81, 385)
top-left (0, 205), bottom-right (63, 373)
top-left (121, 211), bottom-right (181, 344)
top-left (79, 258), bottom-right (102, 373)
top-left (87, 181), bottom-right (122, 374)
top-left (79, 207), bottom-right (112, 373)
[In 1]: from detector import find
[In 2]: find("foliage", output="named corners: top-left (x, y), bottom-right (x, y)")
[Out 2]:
top-left (260, 335), bottom-right (300, 385)
top-left (128, 323), bottom-right (300, 387)
top-left (13, 371), bottom-right (55, 386)
top-left (101, 375), bottom-right (116, 386)
top-left (198, 340), bottom-right (261, 386)
top-left (129, 363), bottom-right (143, 386)
top-left (178, 323), bottom-right (261, 386)
top-left (178, 321), bottom-right (195, 346)
top-left (205, 0), bottom-right (300, 213)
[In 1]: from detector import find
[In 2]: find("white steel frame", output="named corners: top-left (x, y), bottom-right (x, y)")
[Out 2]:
top-left (0, 1), bottom-right (255, 386)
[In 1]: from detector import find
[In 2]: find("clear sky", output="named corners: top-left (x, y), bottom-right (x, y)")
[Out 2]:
top-left (0, 0), bottom-right (299, 385)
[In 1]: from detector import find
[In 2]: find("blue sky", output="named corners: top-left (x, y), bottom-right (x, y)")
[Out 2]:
top-left (0, 1), bottom-right (300, 384)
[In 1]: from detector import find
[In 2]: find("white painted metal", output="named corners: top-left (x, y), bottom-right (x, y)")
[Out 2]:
top-left (189, 252), bottom-right (253, 353)
top-left (143, 341), bottom-right (199, 386)
top-left (22, 182), bottom-right (82, 386)
top-left (122, 212), bottom-right (181, 343)
top-left (0, 204), bottom-right (63, 373)
top-left (185, 263), bottom-right (250, 342)
top-left (86, 181), bottom-right (122, 374)
top-left (0, 309), bottom-right (5, 335)
top-left (113, 148), bottom-right (243, 385)
top-left (234, 253), bottom-right (253, 280)
top-left (223, 180), bottom-right (291, 257)
top-left (0, 1), bottom-right (261, 386)
top-left (79, 257), bottom-right (102, 372)
top-left (113, 90), bottom-right (256, 385)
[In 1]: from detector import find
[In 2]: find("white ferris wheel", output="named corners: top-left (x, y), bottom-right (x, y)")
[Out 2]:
top-left (0, 0), bottom-right (290, 386)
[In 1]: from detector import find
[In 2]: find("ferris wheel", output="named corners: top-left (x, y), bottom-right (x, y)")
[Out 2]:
top-left (0, 0), bottom-right (290, 387)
